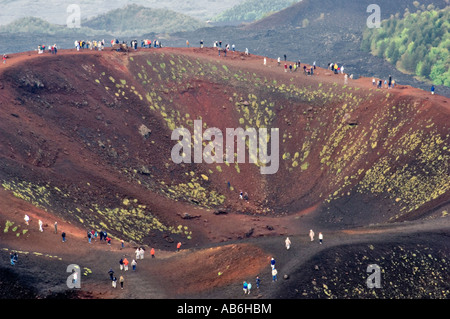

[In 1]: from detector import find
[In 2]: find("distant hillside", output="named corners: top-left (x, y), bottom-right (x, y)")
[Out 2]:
top-left (212, 0), bottom-right (301, 23)
top-left (361, 6), bottom-right (449, 87)
top-left (246, 0), bottom-right (448, 31)
top-left (82, 4), bottom-right (209, 35)
top-left (0, 16), bottom-right (96, 36)
top-left (0, 0), bottom-right (244, 25)
top-left (0, 5), bottom-right (210, 38)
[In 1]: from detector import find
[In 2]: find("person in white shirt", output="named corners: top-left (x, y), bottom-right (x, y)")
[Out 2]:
top-left (285, 237), bottom-right (291, 250)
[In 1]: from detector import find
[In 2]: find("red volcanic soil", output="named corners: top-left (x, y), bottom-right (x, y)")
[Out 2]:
top-left (0, 47), bottom-right (449, 300)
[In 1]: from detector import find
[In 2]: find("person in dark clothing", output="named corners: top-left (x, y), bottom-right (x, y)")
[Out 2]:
top-left (119, 258), bottom-right (124, 271)
top-left (108, 268), bottom-right (114, 281)
top-left (256, 276), bottom-right (261, 289)
top-left (284, 54), bottom-right (287, 61)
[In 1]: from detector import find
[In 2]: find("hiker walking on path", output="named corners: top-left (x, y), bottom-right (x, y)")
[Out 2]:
top-left (24, 215), bottom-right (30, 225)
top-left (123, 258), bottom-right (129, 271)
top-left (151, 248), bottom-right (155, 258)
top-left (38, 220), bottom-right (43, 232)
top-left (108, 268), bottom-right (114, 281)
top-left (272, 268), bottom-right (278, 282)
top-left (2, 54), bottom-right (7, 64)
top-left (285, 237), bottom-right (291, 250)
top-left (120, 276), bottom-right (124, 289)
top-left (256, 276), bottom-right (261, 289)
top-left (277, 57), bottom-right (280, 66)
top-left (177, 242), bottom-right (182, 252)
top-left (135, 248), bottom-right (140, 260)
top-left (54, 222), bottom-right (57, 234)
top-left (247, 282), bottom-right (252, 294)
top-left (119, 258), bottom-right (124, 271)
top-left (132, 259), bottom-right (137, 271)
top-left (243, 281), bottom-right (248, 294)
top-left (62, 231), bottom-right (66, 242)
top-left (112, 276), bottom-right (117, 288)
top-left (140, 247), bottom-right (145, 259)
top-left (319, 232), bottom-right (323, 244)
top-left (309, 229), bottom-right (315, 241)
top-left (431, 85), bottom-right (435, 95)
top-left (270, 257), bottom-right (276, 269)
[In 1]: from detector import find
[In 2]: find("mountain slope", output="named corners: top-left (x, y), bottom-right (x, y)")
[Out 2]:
top-left (361, 6), bottom-right (450, 86)
top-left (212, 0), bottom-right (301, 24)
top-left (82, 4), bottom-right (209, 35)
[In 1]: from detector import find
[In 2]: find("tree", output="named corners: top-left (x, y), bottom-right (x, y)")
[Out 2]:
top-left (418, 57), bottom-right (433, 78)
top-left (377, 41), bottom-right (388, 58)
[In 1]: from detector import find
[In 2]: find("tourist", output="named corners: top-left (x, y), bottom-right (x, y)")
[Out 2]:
top-left (309, 229), bottom-right (315, 241)
top-left (272, 268), bottom-right (278, 281)
top-left (135, 248), bottom-right (140, 260)
top-left (285, 237), bottom-right (291, 250)
top-left (119, 258), bottom-right (124, 271)
top-left (120, 275), bottom-right (124, 289)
